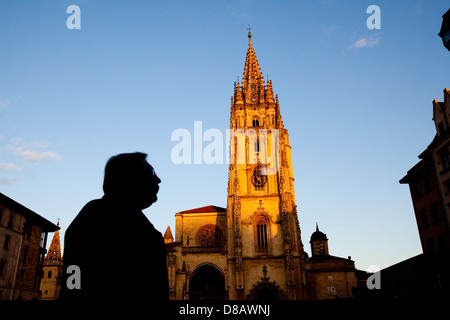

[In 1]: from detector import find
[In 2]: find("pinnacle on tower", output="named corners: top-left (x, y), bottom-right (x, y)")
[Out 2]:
top-left (235, 81), bottom-right (244, 105)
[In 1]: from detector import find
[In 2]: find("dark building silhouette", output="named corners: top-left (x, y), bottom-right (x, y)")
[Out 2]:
top-left (400, 88), bottom-right (450, 254)
top-left (0, 192), bottom-right (59, 300)
top-left (394, 87), bottom-right (450, 299)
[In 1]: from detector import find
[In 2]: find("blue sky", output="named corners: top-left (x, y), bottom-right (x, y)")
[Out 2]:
top-left (0, 0), bottom-right (449, 271)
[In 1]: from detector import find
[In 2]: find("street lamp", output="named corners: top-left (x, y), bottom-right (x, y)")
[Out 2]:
top-left (438, 8), bottom-right (450, 51)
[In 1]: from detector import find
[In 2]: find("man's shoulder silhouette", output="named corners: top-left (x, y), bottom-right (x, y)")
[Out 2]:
top-left (66, 199), bottom-right (105, 231)
top-left (65, 196), bottom-right (162, 250)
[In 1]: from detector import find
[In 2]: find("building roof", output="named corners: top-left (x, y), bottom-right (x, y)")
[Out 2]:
top-left (178, 205), bottom-right (226, 214)
top-left (0, 192), bottom-right (59, 232)
top-left (399, 157), bottom-right (433, 184)
top-left (310, 223), bottom-right (328, 242)
top-left (308, 254), bottom-right (353, 263)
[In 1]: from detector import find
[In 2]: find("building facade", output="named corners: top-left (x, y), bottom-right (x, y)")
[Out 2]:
top-left (165, 31), bottom-right (358, 300)
top-left (0, 192), bottom-right (59, 300)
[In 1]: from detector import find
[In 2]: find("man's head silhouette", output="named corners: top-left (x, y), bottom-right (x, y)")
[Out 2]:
top-left (102, 152), bottom-right (161, 209)
top-left (61, 152), bottom-right (168, 302)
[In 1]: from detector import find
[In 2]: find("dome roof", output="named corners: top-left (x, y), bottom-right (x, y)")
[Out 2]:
top-left (310, 223), bottom-right (328, 242)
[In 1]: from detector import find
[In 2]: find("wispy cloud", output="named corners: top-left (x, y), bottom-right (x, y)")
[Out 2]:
top-left (0, 163), bottom-right (23, 173)
top-left (0, 136), bottom-right (61, 186)
top-left (5, 137), bottom-right (61, 165)
top-left (19, 150), bottom-right (61, 164)
top-left (349, 36), bottom-right (380, 49)
top-left (0, 177), bottom-right (18, 185)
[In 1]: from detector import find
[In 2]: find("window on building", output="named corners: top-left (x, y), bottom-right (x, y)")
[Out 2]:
top-left (0, 209), bottom-right (3, 225)
top-left (7, 214), bottom-right (14, 229)
top-left (40, 233), bottom-right (46, 249)
top-left (430, 204), bottom-right (441, 224)
top-left (256, 216), bottom-right (269, 253)
top-left (48, 270), bottom-right (52, 278)
top-left (419, 210), bottom-right (429, 229)
top-left (0, 260), bottom-right (6, 278)
top-left (252, 119), bottom-right (260, 127)
top-left (424, 175), bottom-right (434, 192)
top-left (23, 246), bottom-right (29, 264)
top-left (438, 122), bottom-right (446, 135)
top-left (3, 235), bottom-right (10, 250)
top-left (413, 181), bottom-right (423, 199)
top-left (197, 225), bottom-right (222, 247)
top-left (445, 180), bottom-right (450, 197)
top-left (316, 241), bottom-right (326, 255)
top-left (437, 235), bottom-right (447, 252)
top-left (426, 239), bottom-right (435, 253)
top-left (439, 146), bottom-right (450, 170)
top-left (22, 222), bottom-right (32, 240)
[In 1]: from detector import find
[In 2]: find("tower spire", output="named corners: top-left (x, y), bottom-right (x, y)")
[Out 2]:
top-left (247, 24), bottom-right (253, 48)
top-left (45, 221), bottom-right (62, 263)
top-left (242, 27), bottom-right (264, 103)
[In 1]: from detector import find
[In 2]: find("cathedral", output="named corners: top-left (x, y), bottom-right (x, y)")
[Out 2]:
top-left (39, 31), bottom-right (358, 302)
top-left (164, 31), bottom-right (358, 300)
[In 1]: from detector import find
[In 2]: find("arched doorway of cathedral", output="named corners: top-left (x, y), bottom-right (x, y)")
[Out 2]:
top-left (250, 282), bottom-right (283, 301)
top-left (189, 264), bottom-right (225, 300)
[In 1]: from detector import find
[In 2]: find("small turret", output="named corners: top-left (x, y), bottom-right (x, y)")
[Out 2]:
top-left (310, 223), bottom-right (329, 256)
top-left (164, 226), bottom-right (174, 244)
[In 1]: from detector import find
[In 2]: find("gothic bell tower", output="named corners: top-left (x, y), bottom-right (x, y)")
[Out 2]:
top-left (226, 30), bottom-right (307, 300)
top-left (40, 221), bottom-right (64, 300)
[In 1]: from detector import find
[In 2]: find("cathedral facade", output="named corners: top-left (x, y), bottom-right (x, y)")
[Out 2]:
top-left (165, 31), bottom-right (358, 300)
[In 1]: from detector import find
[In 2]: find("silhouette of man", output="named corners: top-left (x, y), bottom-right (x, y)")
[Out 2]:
top-left (60, 152), bottom-right (168, 303)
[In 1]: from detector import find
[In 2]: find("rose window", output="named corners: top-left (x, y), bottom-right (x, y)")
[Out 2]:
top-left (198, 225), bottom-right (222, 247)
